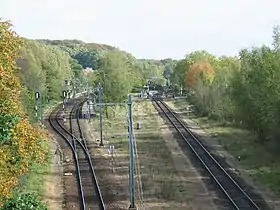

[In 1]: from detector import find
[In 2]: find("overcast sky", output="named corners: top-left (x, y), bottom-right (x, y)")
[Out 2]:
top-left (1, 0), bottom-right (280, 59)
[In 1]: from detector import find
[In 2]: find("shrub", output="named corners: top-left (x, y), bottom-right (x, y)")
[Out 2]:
top-left (0, 193), bottom-right (47, 210)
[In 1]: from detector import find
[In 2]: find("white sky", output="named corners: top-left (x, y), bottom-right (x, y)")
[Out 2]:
top-left (1, 0), bottom-right (280, 59)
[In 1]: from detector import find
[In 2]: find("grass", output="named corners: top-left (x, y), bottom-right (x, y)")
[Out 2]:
top-left (166, 98), bottom-right (280, 196)
top-left (90, 104), bottom-right (131, 209)
top-left (132, 100), bottom-right (190, 208)
top-left (94, 105), bottom-right (130, 153)
top-left (92, 100), bottom-right (191, 209)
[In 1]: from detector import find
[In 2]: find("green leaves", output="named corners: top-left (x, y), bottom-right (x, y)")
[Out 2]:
top-left (73, 49), bottom-right (99, 69)
top-left (0, 193), bottom-right (47, 210)
top-left (98, 50), bottom-right (135, 102)
top-left (230, 44), bottom-right (280, 141)
top-left (0, 113), bottom-right (19, 144)
top-left (17, 39), bottom-right (74, 115)
top-left (168, 26), bottom-right (280, 143)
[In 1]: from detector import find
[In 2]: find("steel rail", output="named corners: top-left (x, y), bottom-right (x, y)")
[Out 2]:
top-left (75, 101), bottom-right (106, 210)
top-left (153, 97), bottom-right (261, 210)
top-left (49, 100), bottom-right (86, 210)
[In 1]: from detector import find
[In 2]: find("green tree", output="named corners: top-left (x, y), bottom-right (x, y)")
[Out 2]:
top-left (97, 50), bottom-right (135, 102)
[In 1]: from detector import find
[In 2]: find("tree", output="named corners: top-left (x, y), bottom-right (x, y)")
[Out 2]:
top-left (97, 50), bottom-right (135, 102)
top-left (72, 49), bottom-right (99, 69)
top-left (231, 45), bottom-right (280, 142)
top-left (0, 19), bottom-right (48, 203)
top-left (273, 25), bottom-right (280, 51)
top-left (186, 61), bottom-right (215, 89)
top-left (170, 59), bottom-right (188, 88)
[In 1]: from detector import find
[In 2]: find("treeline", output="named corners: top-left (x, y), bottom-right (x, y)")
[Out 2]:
top-left (17, 38), bottom-right (168, 117)
top-left (167, 26), bottom-right (280, 144)
top-left (16, 39), bottom-right (111, 119)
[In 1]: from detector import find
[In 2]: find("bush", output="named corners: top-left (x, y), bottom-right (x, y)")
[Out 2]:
top-left (0, 193), bottom-right (47, 210)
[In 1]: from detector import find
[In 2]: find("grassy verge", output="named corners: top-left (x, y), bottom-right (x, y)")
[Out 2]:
top-left (166, 98), bottom-right (280, 195)
top-left (134, 101), bottom-right (185, 201)
top-left (134, 100), bottom-right (190, 209)
top-left (94, 105), bottom-right (129, 154)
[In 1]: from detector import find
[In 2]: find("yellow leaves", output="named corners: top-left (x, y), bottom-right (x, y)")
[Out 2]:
top-left (0, 147), bottom-right (18, 198)
top-left (0, 19), bottom-right (48, 202)
top-left (0, 175), bottom-right (18, 198)
top-left (0, 19), bottom-right (22, 71)
top-left (0, 149), bottom-right (8, 164)
top-left (186, 61), bottom-right (215, 89)
top-left (0, 65), bottom-right (22, 117)
top-left (0, 118), bottom-right (48, 200)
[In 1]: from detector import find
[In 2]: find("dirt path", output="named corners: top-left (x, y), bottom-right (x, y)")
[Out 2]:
top-left (42, 137), bottom-right (63, 210)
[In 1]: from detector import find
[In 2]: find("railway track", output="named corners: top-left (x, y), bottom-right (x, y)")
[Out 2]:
top-left (153, 97), bottom-right (264, 210)
top-left (49, 98), bottom-right (106, 210)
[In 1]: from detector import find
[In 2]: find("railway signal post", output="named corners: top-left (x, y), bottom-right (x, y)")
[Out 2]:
top-left (62, 90), bottom-right (67, 111)
top-left (35, 91), bottom-right (41, 123)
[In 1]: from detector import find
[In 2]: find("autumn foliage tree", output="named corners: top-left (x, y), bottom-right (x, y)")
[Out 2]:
top-left (186, 61), bottom-right (215, 89)
top-left (0, 19), bottom-right (48, 203)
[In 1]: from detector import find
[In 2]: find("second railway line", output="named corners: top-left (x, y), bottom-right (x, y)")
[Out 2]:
top-left (49, 97), bottom-right (105, 210)
top-left (152, 96), bottom-right (270, 210)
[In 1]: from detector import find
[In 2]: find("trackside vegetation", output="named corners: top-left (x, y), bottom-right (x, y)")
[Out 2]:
top-left (2, 15), bottom-right (280, 208)
top-left (166, 26), bottom-right (280, 195)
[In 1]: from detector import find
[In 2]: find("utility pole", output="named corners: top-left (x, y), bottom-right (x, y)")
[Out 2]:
top-left (127, 94), bottom-right (136, 209)
top-left (98, 83), bottom-right (104, 146)
top-left (93, 92), bottom-right (137, 209)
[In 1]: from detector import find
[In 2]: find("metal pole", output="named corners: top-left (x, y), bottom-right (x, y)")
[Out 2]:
top-left (40, 90), bottom-right (43, 123)
top-left (99, 83), bottom-right (104, 146)
top-left (180, 85), bottom-right (183, 96)
top-left (63, 80), bottom-right (67, 105)
top-left (35, 103), bottom-right (38, 122)
top-left (35, 91), bottom-right (40, 123)
top-left (87, 81), bottom-right (91, 122)
top-left (87, 79), bottom-right (89, 98)
top-left (88, 101), bottom-right (91, 123)
top-left (127, 94), bottom-right (136, 209)
top-left (62, 90), bottom-right (66, 111)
